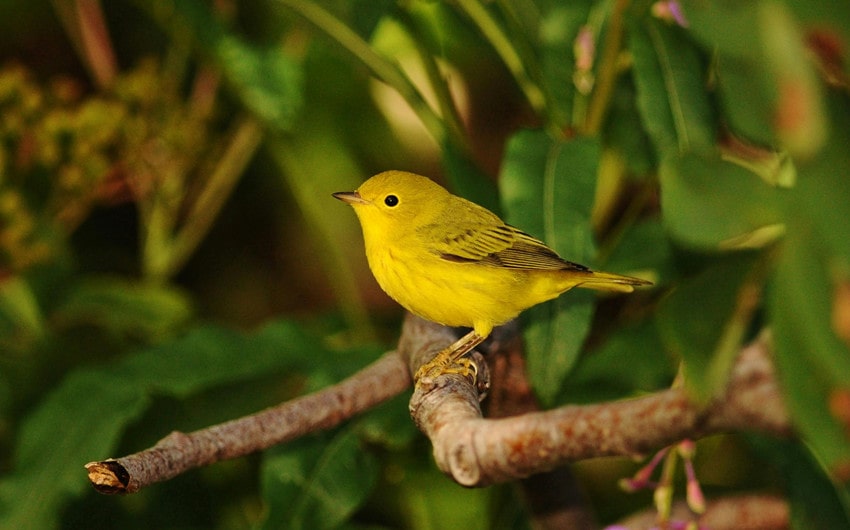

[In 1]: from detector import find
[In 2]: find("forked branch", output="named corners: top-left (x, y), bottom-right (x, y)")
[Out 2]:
top-left (87, 314), bottom-right (789, 500)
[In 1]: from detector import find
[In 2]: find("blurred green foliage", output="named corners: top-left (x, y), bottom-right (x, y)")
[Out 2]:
top-left (0, 0), bottom-right (848, 528)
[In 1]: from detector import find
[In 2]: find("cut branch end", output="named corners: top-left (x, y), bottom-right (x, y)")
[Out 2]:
top-left (85, 460), bottom-right (132, 495)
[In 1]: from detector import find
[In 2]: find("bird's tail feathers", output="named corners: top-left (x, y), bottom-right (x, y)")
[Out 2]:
top-left (576, 271), bottom-right (652, 293)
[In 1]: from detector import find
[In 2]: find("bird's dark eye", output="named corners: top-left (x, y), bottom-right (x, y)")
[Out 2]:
top-left (384, 194), bottom-right (399, 207)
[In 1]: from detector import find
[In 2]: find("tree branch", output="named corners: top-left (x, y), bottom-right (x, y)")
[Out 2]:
top-left (87, 312), bottom-right (790, 508)
top-left (485, 322), bottom-right (597, 530)
top-left (615, 493), bottom-right (789, 530)
top-left (405, 317), bottom-right (789, 487)
top-left (85, 350), bottom-right (410, 494)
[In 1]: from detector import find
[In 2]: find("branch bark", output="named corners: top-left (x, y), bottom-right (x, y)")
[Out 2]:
top-left (87, 312), bottom-right (790, 508)
top-left (86, 350), bottom-right (410, 494)
top-left (615, 493), bottom-right (789, 530)
top-left (405, 316), bottom-right (789, 487)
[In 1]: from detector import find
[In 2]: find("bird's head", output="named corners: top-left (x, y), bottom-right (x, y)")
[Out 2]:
top-left (333, 170), bottom-right (449, 238)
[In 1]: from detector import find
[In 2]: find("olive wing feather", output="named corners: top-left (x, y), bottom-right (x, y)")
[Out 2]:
top-left (428, 222), bottom-right (590, 272)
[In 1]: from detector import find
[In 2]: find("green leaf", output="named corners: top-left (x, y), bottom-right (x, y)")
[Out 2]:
top-left (604, 219), bottom-right (675, 285)
top-left (564, 319), bottom-right (674, 404)
top-left (259, 428), bottom-right (378, 530)
top-left (627, 14), bottom-right (715, 155)
top-left (714, 55), bottom-right (778, 148)
top-left (770, 230), bottom-right (850, 483)
top-left (747, 436), bottom-right (850, 530)
top-left (757, 2), bottom-right (826, 158)
top-left (784, 0), bottom-right (850, 80)
top-left (682, 0), bottom-right (764, 61)
top-left (53, 276), bottom-right (193, 340)
top-left (338, 0), bottom-right (395, 38)
top-left (0, 275), bottom-right (46, 352)
top-left (0, 320), bottom-right (342, 529)
top-left (660, 150), bottom-right (787, 249)
top-left (442, 141), bottom-right (500, 214)
top-left (604, 78), bottom-right (657, 177)
top-left (682, 0), bottom-right (826, 153)
top-left (793, 93), bottom-right (850, 264)
top-left (656, 251), bottom-right (764, 403)
top-left (681, 0), bottom-right (782, 148)
top-left (500, 130), bottom-right (600, 405)
top-left (537, 4), bottom-right (587, 126)
top-left (356, 393), bottom-right (419, 451)
top-left (0, 373), bottom-right (145, 530)
top-left (147, 0), bottom-right (303, 131)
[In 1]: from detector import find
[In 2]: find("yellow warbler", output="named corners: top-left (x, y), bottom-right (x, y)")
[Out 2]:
top-left (334, 170), bottom-right (649, 383)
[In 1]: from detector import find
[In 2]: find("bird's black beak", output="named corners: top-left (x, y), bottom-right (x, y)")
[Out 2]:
top-left (332, 191), bottom-right (368, 204)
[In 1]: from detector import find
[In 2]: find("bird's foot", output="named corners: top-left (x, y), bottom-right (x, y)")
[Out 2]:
top-left (414, 354), bottom-right (478, 385)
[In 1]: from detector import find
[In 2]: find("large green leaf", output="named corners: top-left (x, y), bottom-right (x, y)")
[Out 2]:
top-left (748, 435), bottom-right (850, 530)
top-left (784, 0), bottom-right (850, 79)
top-left (656, 251), bottom-right (764, 403)
top-left (660, 150), bottom-right (787, 249)
top-left (766, 92), bottom-right (850, 485)
top-left (259, 428), bottom-right (379, 530)
top-left (627, 14), bottom-right (715, 156)
top-left (53, 276), bottom-right (193, 340)
top-left (0, 276), bottom-right (46, 353)
top-left (604, 219), bottom-right (675, 285)
top-left (770, 231), bottom-right (850, 485)
top-left (793, 93), bottom-right (850, 265)
top-left (682, 0), bottom-right (826, 154)
top-left (681, 0), bottom-right (763, 60)
top-left (500, 130), bottom-right (600, 405)
top-left (0, 320), bottom-right (349, 529)
top-left (564, 319), bottom-right (674, 404)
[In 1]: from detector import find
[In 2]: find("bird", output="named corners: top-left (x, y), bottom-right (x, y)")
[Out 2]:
top-left (333, 170), bottom-right (650, 384)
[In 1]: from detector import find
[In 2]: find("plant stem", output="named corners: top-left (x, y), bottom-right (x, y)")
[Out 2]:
top-left (167, 117), bottom-right (265, 280)
top-left (583, 0), bottom-right (630, 135)
top-left (275, 0), bottom-right (448, 147)
top-left (394, 6), bottom-right (469, 152)
top-left (454, 0), bottom-right (557, 135)
top-left (52, 0), bottom-right (117, 88)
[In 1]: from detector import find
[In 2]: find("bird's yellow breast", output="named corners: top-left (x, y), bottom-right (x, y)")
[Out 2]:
top-left (365, 238), bottom-right (569, 337)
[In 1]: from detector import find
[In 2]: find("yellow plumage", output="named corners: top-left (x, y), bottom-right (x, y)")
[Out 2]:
top-left (334, 170), bottom-right (649, 382)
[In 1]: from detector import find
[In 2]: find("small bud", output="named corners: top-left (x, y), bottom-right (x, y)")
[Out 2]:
top-left (651, 1), bottom-right (689, 27)
top-left (572, 26), bottom-right (596, 94)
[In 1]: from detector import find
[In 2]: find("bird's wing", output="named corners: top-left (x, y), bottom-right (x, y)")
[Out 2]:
top-left (489, 229), bottom-right (590, 271)
top-left (430, 221), bottom-right (589, 272)
top-left (427, 221), bottom-right (514, 260)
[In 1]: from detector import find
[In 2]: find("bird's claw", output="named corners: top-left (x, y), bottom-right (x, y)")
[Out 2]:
top-left (414, 356), bottom-right (478, 386)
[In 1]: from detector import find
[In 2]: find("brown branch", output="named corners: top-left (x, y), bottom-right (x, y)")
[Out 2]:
top-left (87, 310), bottom-right (790, 509)
top-left (86, 350), bottom-right (410, 494)
top-left (616, 493), bottom-right (789, 530)
top-left (487, 323), bottom-right (597, 530)
top-left (404, 316), bottom-right (790, 487)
